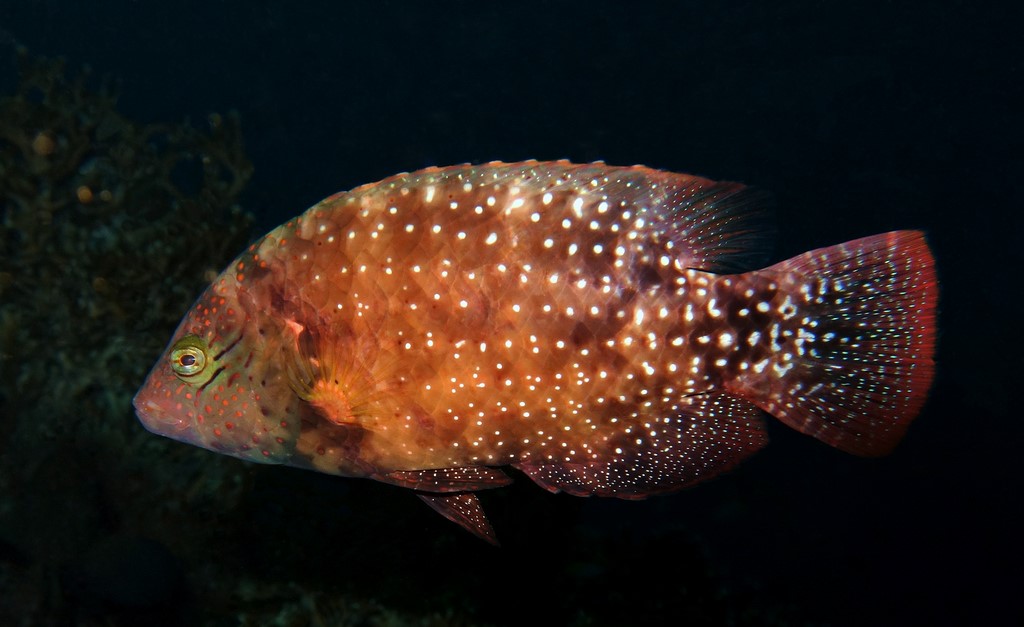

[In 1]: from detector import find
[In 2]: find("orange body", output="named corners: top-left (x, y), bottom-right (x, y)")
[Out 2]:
top-left (134, 161), bottom-right (937, 542)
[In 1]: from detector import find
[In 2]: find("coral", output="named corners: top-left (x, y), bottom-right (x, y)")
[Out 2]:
top-left (0, 48), bottom-right (253, 434)
top-left (0, 48), bottom-right (255, 625)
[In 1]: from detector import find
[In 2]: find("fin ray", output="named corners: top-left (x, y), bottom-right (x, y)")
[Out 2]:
top-left (660, 179), bottom-right (775, 273)
top-left (377, 466), bottom-right (512, 492)
top-left (417, 493), bottom-right (499, 545)
top-left (731, 230), bottom-right (937, 456)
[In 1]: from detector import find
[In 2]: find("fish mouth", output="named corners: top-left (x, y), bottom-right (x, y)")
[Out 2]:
top-left (132, 392), bottom-right (193, 437)
top-left (132, 393), bottom-right (165, 434)
top-left (132, 395), bottom-right (159, 423)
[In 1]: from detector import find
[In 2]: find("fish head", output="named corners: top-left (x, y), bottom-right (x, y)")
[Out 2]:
top-left (133, 271), bottom-right (300, 465)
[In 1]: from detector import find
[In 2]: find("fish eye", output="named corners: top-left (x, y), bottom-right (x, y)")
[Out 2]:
top-left (169, 336), bottom-right (208, 379)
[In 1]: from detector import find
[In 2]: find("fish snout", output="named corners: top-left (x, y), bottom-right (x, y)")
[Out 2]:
top-left (132, 390), bottom-right (193, 437)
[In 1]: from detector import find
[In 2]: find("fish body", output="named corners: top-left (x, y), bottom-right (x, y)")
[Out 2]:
top-left (134, 161), bottom-right (937, 542)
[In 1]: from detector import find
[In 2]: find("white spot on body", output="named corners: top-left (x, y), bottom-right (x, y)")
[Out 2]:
top-left (773, 362), bottom-right (794, 377)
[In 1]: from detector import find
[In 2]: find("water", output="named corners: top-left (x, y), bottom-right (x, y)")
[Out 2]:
top-left (0, 1), bottom-right (1019, 625)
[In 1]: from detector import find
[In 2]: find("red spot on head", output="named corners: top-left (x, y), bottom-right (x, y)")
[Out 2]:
top-left (225, 422), bottom-right (234, 430)
top-left (213, 428), bottom-right (222, 437)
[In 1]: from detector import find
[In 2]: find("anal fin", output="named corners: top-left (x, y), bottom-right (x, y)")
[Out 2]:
top-left (515, 394), bottom-right (768, 498)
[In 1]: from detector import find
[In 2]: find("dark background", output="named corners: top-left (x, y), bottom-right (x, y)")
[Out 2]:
top-left (1, 1), bottom-right (1020, 625)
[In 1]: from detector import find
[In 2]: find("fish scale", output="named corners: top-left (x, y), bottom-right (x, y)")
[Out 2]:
top-left (134, 160), bottom-right (937, 544)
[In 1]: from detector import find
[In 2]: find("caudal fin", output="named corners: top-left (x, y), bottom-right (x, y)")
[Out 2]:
top-left (731, 231), bottom-right (938, 456)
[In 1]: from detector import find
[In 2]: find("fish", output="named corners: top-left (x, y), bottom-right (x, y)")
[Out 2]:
top-left (133, 160), bottom-right (938, 544)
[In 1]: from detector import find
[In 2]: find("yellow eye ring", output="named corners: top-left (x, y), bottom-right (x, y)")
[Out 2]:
top-left (169, 336), bottom-right (208, 378)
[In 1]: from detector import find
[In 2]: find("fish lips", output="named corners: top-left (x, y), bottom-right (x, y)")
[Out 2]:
top-left (132, 370), bottom-right (202, 446)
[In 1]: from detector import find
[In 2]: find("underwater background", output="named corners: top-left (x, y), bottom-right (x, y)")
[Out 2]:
top-left (0, 1), bottom-right (1019, 625)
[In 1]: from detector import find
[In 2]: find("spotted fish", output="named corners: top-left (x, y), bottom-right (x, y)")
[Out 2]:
top-left (133, 160), bottom-right (938, 543)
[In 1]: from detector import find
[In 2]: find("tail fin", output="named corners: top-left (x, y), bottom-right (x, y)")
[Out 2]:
top-left (730, 231), bottom-right (938, 456)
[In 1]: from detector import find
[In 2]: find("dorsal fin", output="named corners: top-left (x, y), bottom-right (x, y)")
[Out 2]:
top-left (660, 179), bottom-right (775, 274)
